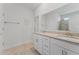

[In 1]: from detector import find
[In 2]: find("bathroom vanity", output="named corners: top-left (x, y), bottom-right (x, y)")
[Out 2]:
top-left (33, 32), bottom-right (79, 55)
top-left (33, 4), bottom-right (79, 55)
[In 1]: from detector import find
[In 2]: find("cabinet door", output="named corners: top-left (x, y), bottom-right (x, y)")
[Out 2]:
top-left (33, 34), bottom-right (43, 54)
top-left (38, 38), bottom-right (43, 54)
top-left (50, 43), bottom-right (63, 55)
top-left (50, 38), bottom-right (62, 55)
top-left (42, 36), bottom-right (50, 55)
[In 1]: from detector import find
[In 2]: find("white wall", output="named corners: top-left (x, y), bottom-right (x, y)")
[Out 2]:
top-left (0, 4), bottom-right (4, 34)
top-left (3, 4), bottom-right (34, 49)
top-left (69, 12), bottom-right (79, 33)
top-left (0, 4), bottom-right (4, 52)
top-left (44, 11), bottom-right (60, 32)
top-left (35, 3), bottom-right (67, 16)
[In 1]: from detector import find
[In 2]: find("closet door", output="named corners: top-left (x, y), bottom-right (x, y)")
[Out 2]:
top-left (3, 19), bottom-right (22, 49)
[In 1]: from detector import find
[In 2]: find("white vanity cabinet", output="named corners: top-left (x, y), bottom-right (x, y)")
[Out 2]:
top-left (33, 33), bottom-right (79, 55)
top-left (50, 43), bottom-right (77, 55)
top-left (50, 38), bottom-right (79, 55)
top-left (33, 34), bottom-right (50, 55)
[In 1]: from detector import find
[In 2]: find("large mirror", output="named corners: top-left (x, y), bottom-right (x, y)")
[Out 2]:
top-left (58, 16), bottom-right (69, 31)
top-left (56, 3), bottom-right (79, 33)
top-left (60, 11), bottom-right (79, 33)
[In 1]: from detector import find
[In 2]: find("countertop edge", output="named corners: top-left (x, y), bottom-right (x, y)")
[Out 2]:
top-left (33, 32), bottom-right (79, 44)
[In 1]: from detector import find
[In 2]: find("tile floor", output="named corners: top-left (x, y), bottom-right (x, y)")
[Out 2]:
top-left (2, 43), bottom-right (40, 55)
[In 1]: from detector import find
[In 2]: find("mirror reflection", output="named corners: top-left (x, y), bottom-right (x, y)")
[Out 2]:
top-left (59, 11), bottom-right (79, 33)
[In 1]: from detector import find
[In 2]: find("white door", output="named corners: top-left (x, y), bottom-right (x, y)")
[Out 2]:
top-left (3, 20), bottom-right (23, 49)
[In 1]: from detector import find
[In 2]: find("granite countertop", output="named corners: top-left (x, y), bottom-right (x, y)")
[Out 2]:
top-left (34, 32), bottom-right (79, 44)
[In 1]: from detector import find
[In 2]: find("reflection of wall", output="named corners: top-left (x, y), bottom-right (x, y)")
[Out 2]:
top-left (44, 12), bottom-right (60, 31)
top-left (69, 14), bottom-right (79, 33)
top-left (62, 10), bottom-right (79, 33)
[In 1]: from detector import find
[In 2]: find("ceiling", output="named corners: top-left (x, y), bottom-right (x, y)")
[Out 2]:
top-left (4, 3), bottom-right (41, 11)
top-left (26, 3), bottom-right (41, 10)
top-left (22, 3), bottom-right (41, 11)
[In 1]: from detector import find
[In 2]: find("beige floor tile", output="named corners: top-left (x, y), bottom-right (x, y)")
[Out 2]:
top-left (2, 43), bottom-right (40, 55)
